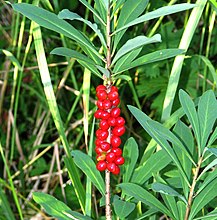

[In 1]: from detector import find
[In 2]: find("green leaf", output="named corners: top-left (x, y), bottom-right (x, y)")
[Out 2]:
top-left (96, 65), bottom-right (110, 78)
top-left (179, 90), bottom-right (201, 155)
top-left (193, 209), bottom-right (217, 220)
top-left (1, 49), bottom-right (22, 71)
top-left (111, 0), bottom-right (126, 17)
top-left (113, 195), bottom-right (135, 219)
top-left (78, 0), bottom-right (106, 25)
top-left (131, 150), bottom-right (171, 184)
top-left (58, 9), bottom-right (106, 47)
top-left (207, 127), bottom-right (217, 147)
top-left (113, 0), bottom-right (149, 52)
top-left (189, 178), bottom-right (217, 219)
top-left (12, 3), bottom-right (103, 63)
top-left (209, 0), bottom-right (217, 13)
top-left (123, 137), bottom-right (139, 183)
top-left (112, 34), bottom-right (161, 65)
top-left (147, 119), bottom-right (196, 166)
top-left (113, 4), bottom-right (195, 35)
top-left (134, 209), bottom-right (158, 220)
top-left (198, 90), bottom-right (217, 151)
top-left (113, 47), bottom-right (142, 73)
top-left (128, 105), bottom-right (190, 187)
top-left (51, 47), bottom-right (96, 64)
top-left (118, 183), bottom-right (174, 218)
top-left (71, 150), bottom-right (105, 196)
top-left (0, 187), bottom-right (16, 220)
top-left (152, 182), bottom-right (187, 204)
top-left (94, 0), bottom-right (107, 22)
top-left (33, 192), bottom-right (92, 220)
top-left (114, 49), bottom-right (185, 74)
top-left (207, 148), bottom-right (217, 157)
top-left (177, 201), bottom-right (186, 220)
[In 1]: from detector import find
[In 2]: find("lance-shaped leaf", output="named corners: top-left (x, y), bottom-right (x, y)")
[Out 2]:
top-left (1, 49), bottom-right (22, 70)
top-left (33, 192), bottom-right (92, 220)
top-left (152, 182), bottom-right (187, 204)
top-left (128, 105), bottom-right (190, 187)
top-left (78, 0), bottom-right (106, 25)
top-left (198, 90), bottom-right (217, 151)
top-left (112, 34), bottom-right (161, 65)
top-left (50, 47), bottom-right (102, 78)
top-left (113, 4), bottom-right (195, 35)
top-left (58, 9), bottom-right (106, 47)
top-left (12, 3), bottom-right (103, 63)
top-left (71, 150), bottom-right (105, 196)
top-left (207, 127), bottom-right (217, 147)
top-left (114, 49), bottom-right (185, 74)
top-left (118, 183), bottom-right (174, 219)
top-left (179, 90), bottom-right (201, 155)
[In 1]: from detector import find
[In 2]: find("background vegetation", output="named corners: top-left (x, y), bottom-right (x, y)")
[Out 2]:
top-left (0, 0), bottom-right (217, 219)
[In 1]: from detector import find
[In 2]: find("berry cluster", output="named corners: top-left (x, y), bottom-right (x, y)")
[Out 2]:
top-left (94, 84), bottom-right (125, 175)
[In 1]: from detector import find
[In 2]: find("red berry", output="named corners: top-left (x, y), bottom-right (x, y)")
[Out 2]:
top-left (112, 126), bottom-right (125, 136)
top-left (111, 136), bottom-right (121, 148)
top-left (99, 120), bottom-right (109, 130)
top-left (107, 162), bottom-right (116, 172)
top-left (112, 98), bottom-right (120, 107)
top-left (108, 91), bottom-right (119, 101)
top-left (96, 90), bottom-right (107, 100)
top-left (112, 165), bottom-right (120, 175)
top-left (94, 109), bottom-right (103, 119)
top-left (111, 86), bottom-right (118, 92)
top-left (96, 161), bottom-right (107, 171)
top-left (96, 129), bottom-right (108, 140)
top-left (95, 139), bottom-right (104, 146)
top-left (100, 142), bottom-right (111, 151)
top-left (96, 85), bottom-right (106, 92)
top-left (110, 107), bottom-right (121, 118)
top-left (116, 117), bottom-right (125, 126)
top-left (107, 117), bottom-right (116, 127)
top-left (101, 111), bottom-right (110, 120)
top-left (106, 152), bottom-right (116, 163)
top-left (95, 146), bottom-right (103, 154)
top-left (114, 156), bottom-right (125, 165)
top-left (102, 99), bottom-right (112, 110)
top-left (96, 100), bottom-right (104, 109)
top-left (111, 148), bottom-right (122, 157)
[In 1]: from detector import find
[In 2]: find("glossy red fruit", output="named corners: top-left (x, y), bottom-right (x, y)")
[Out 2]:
top-left (116, 117), bottom-right (125, 126)
top-left (114, 156), bottom-right (125, 165)
top-left (106, 152), bottom-right (116, 163)
top-left (110, 107), bottom-right (121, 118)
top-left (101, 111), bottom-right (110, 120)
top-left (111, 86), bottom-right (118, 92)
top-left (100, 142), bottom-right (110, 151)
top-left (96, 85), bottom-right (106, 92)
top-left (94, 109), bottom-right (103, 119)
top-left (95, 139), bottom-right (104, 146)
top-left (96, 160), bottom-right (107, 171)
top-left (95, 146), bottom-right (103, 154)
top-left (107, 117), bottom-right (116, 127)
top-left (99, 120), bottom-right (109, 130)
top-left (112, 165), bottom-right (120, 175)
top-left (111, 148), bottom-right (122, 157)
top-left (96, 129), bottom-right (108, 140)
top-left (111, 135), bottom-right (121, 148)
top-left (96, 100), bottom-right (104, 109)
top-left (102, 99), bottom-right (112, 110)
top-left (108, 91), bottom-right (119, 101)
top-left (112, 126), bottom-right (125, 136)
top-left (107, 162), bottom-right (116, 172)
top-left (112, 98), bottom-right (120, 107)
top-left (96, 90), bottom-right (107, 100)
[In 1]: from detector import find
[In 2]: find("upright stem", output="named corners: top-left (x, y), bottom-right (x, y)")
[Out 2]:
top-left (105, 2), bottom-right (112, 220)
top-left (184, 157), bottom-right (203, 220)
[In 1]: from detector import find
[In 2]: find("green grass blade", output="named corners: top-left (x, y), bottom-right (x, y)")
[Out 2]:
top-left (161, 0), bottom-right (207, 121)
top-left (0, 141), bottom-right (24, 220)
top-left (32, 22), bottom-right (85, 213)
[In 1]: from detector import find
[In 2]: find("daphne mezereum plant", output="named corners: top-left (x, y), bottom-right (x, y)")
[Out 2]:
top-left (10, 0), bottom-right (217, 219)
